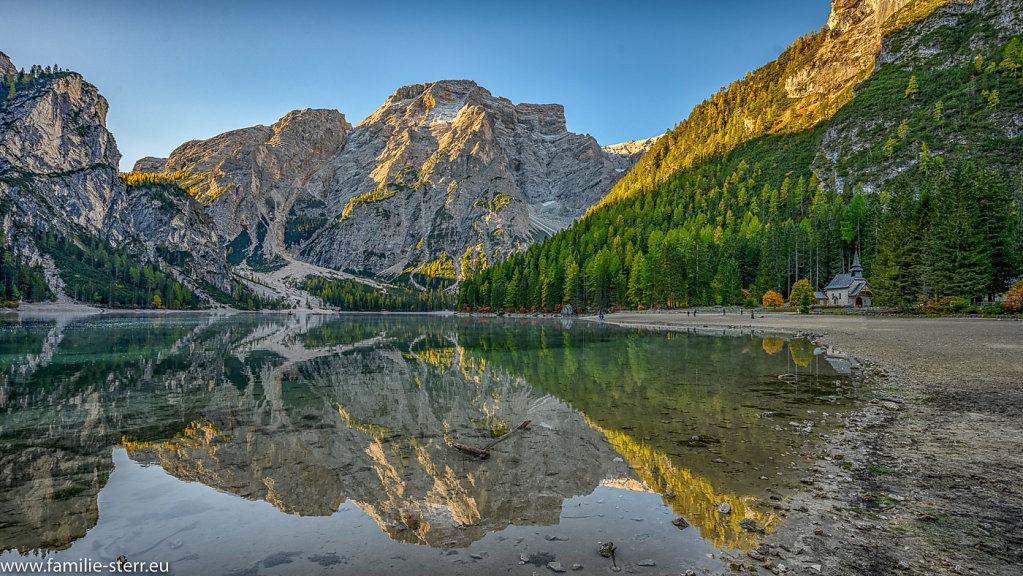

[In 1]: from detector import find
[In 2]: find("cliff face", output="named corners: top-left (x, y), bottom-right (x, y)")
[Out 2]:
top-left (139, 80), bottom-right (638, 278)
top-left (152, 108), bottom-right (351, 257)
top-left (0, 65), bottom-right (232, 298)
top-left (0, 72), bottom-right (121, 233)
top-left (784, 0), bottom-right (915, 124)
top-left (0, 51), bottom-right (17, 75)
top-left (300, 80), bottom-right (631, 276)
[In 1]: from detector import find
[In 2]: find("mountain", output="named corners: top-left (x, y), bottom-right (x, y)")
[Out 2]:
top-left (0, 64), bottom-right (274, 309)
top-left (459, 0), bottom-right (1023, 312)
top-left (601, 0), bottom-right (932, 210)
top-left (2, 63), bottom-right (639, 309)
top-left (136, 80), bottom-right (642, 283)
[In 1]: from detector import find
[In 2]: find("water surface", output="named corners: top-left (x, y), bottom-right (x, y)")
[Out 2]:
top-left (0, 313), bottom-right (857, 574)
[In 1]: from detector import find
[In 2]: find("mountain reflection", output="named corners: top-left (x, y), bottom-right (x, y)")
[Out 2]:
top-left (0, 313), bottom-right (852, 555)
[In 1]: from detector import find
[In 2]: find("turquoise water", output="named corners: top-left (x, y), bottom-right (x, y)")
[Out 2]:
top-left (0, 313), bottom-right (856, 574)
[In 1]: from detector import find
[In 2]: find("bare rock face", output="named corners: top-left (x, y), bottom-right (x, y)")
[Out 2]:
top-left (0, 59), bottom-right (231, 298)
top-left (784, 0), bottom-right (914, 120)
top-left (140, 81), bottom-right (639, 279)
top-left (0, 51), bottom-right (15, 75)
top-left (131, 156), bottom-right (166, 173)
top-left (603, 136), bottom-right (660, 162)
top-left (300, 80), bottom-right (631, 277)
top-left (0, 73), bottom-right (121, 233)
top-left (105, 186), bottom-right (232, 288)
top-left (139, 109), bottom-right (350, 264)
top-left (876, 0), bottom-right (1023, 68)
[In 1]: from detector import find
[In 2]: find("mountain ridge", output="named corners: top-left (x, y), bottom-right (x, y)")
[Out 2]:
top-left (135, 78), bottom-right (641, 282)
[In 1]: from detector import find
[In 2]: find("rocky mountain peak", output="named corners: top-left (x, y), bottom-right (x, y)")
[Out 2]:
top-left (364, 79), bottom-right (494, 127)
top-left (127, 80), bottom-right (645, 285)
top-left (0, 50), bottom-right (15, 75)
top-left (602, 136), bottom-right (661, 159)
top-left (827, 0), bottom-right (911, 35)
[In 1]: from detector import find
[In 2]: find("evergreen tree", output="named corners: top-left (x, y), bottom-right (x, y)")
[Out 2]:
top-left (929, 163), bottom-right (990, 300)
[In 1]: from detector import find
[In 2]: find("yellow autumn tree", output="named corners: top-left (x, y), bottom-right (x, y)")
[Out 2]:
top-left (789, 279), bottom-right (815, 314)
top-left (762, 290), bottom-right (784, 307)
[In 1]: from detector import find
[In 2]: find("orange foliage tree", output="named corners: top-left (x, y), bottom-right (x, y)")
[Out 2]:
top-left (762, 290), bottom-right (784, 307)
top-left (1005, 280), bottom-right (1023, 314)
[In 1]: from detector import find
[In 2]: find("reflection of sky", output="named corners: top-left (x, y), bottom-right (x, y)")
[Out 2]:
top-left (0, 449), bottom-right (724, 575)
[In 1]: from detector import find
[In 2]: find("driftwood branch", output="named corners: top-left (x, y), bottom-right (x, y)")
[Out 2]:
top-left (451, 419), bottom-right (531, 459)
top-left (483, 419), bottom-right (531, 450)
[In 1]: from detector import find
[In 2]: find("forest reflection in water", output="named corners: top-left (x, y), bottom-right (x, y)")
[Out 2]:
top-left (0, 313), bottom-right (857, 573)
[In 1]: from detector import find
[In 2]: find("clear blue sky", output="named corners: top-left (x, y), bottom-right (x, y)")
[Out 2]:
top-left (1, 0), bottom-right (832, 170)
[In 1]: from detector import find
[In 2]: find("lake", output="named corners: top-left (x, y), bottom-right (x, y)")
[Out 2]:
top-left (0, 313), bottom-right (859, 575)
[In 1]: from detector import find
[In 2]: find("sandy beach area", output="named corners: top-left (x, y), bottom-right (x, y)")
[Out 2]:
top-left (603, 310), bottom-right (1023, 576)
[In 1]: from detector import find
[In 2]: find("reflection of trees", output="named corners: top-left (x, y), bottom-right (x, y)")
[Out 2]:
top-left (458, 320), bottom-right (849, 551)
top-left (761, 337), bottom-right (785, 355)
top-left (789, 339), bottom-right (814, 367)
top-left (594, 422), bottom-right (772, 551)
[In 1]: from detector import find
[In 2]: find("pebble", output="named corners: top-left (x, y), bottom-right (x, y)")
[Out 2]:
top-left (547, 561), bottom-right (566, 573)
top-left (672, 517), bottom-right (690, 529)
top-left (718, 502), bottom-right (732, 514)
top-left (470, 553), bottom-right (483, 560)
top-left (896, 560), bottom-right (910, 570)
top-left (571, 564), bottom-right (584, 571)
top-left (637, 559), bottom-right (655, 566)
top-left (545, 535), bottom-right (569, 541)
top-left (739, 518), bottom-right (759, 532)
top-left (747, 549), bottom-right (765, 561)
top-left (810, 564), bottom-right (822, 572)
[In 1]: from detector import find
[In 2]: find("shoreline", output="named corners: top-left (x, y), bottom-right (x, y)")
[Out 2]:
top-left (4, 302), bottom-right (459, 319)
top-left (601, 310), bottom-right (1023, 576)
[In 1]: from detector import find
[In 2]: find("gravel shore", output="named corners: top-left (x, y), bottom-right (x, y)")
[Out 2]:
top-left (604, 310), bottom-right (1023, 576)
